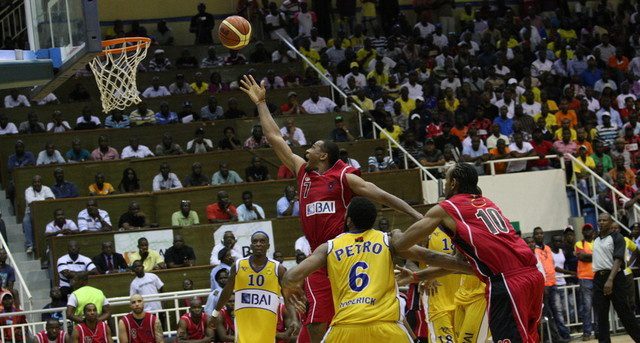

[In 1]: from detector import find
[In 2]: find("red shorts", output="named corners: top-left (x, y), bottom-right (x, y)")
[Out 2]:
top-left (303, 268), bottom-right (335, 325)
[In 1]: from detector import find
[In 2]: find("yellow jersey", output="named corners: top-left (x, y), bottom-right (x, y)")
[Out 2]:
top-left (454, 274), bottom-right (486, 306)
top-left (327, 230), bottom-right (401, 326)
top-left (234, 257), bottom-right (281, 343)
top-left (427, 228), bottom-right (461, 315)
top-left (624, 237), bottom-right (637, 275)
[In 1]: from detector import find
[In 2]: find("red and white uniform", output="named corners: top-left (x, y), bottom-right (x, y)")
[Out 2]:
top-left (75, 322), bottom-right (109, 343)
top-left (440, 194), bottom-right (544, 343)
top-left (297, 160), bottom-right (357, 324)
top-left (120, 312), bottom-right (157, 343)
top-left (34, 330), bottom-right (66, 343)
top-left (179, 312), bottom-right (208, 340)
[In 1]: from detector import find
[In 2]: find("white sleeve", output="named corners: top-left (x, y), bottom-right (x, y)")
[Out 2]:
top-left (297, 129), bottom-right (307, 145)
top-left (210, 245), bottom-right (221, 265)
top-left (154, 274), bottom-right (164, 289)
top-left (172, 174), bottom-right (183, 189)
top-left (152, 175), bottom-right (161, 191)
top-left (45, 187), bottom-right (55, 199)
top-left (67, 220), bottom-right (79, 232)
top-left (77, 212), bottom-right (88, 231)
top-left (101, 211), bottom-right (112, 225)
top-left (67, 293), bottom-right (78, 307)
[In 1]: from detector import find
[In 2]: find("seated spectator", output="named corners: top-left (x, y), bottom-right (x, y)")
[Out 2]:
top-left (45, 209), bottom-right (78, 237)
top-left (506, 132), bottom-right (536, 173)
top-left (276, 185), bottom-right (299, 217)
top-left (172, 200), bottom-right (200, 227)
top-left (280, 118), bottom-right (307, 147)
top-left (37, 94), bottom-right (60, 106)
top-left (330, 115), bottom-right (355, 142)
top-left (596, 112), bottom-right (620, 148)
top-left (7, 140), bottom-right (35, 178)
top-left (224, 49), bottom-right (247, 65)
top-left (4, 89), bottom-right (30, 108)
top-left (261, 69), bottom-right (285, 89)
top-left (302, 89), bottom-right (338, 113)
top-left (118, 201), bottom-right (146, 230)
top-left (418, 138), bottom-right (445, 176)
top-left (489, 139), bottom-right (511, 174)
top-left (51, 168), bottom-right (79, 199)
top-left (121, 137), bottom-right (155, 159)
top-left (609, 155), bottom-right (635, 186)
top-left (244, 125), bottom-right (270, 149)
top-left (155, 132), bottom-right (184, 156)
top-left (272, 41), bottom-right (298, 63)
top-left (65, 138), bottom-right (90, 163)
top-left (0, 114), bottom-right (17, 135)
top-left (187, 127), bottom-right (215, 153)
top-left (104, 110), bottom-right (130, 129)
top-left (494, 106), bottom-right (514, 136)
top-left (152, 162), bottom-right (183, 191)
top-left (153, 19), bottom-right (174, 45)
top-left (610, 138), bottom-right (632, 168)
top-left (530, 129), bottom-right (555, 171)
top-left (68, 83), bottom-right (91, 102)
top-left (129, 102), bottom-right (157, 126)
top-left (56, 241), bottom-right (97, 295)
top-left (75, 106), bottom-right (101, 130)
top-left (92, 241), bottom-right (127, 274)
top-left (118, 167), bottom-right (141, 193)
top-left (236, 191), bottom-right (265, 222)
top-left (18, 112), bottom-right (45, 133)
top-left (190, 72), bottom-right (209, 95)
top-left (206, 191), bottom-right (238, 223)
top-left (224, 97), bottom-right (246, 119)
top-left (91, 135), bottom-right (120, 160)
top-left (280, 91), bottom-right (307, 115)
top-left (218, 127), bottom-right (242, 150)
top-left (148, 49), bottom-right (171, 71)
top-left (201, 46), bottom-right (223, 67)
top-left (211, 162), bottom-right (243, 185)
top-left (339, 149), bottom-right (362, 170)
top-left (368, 146), bottom-right (395, 172)
top-left (89, 172), bottom-right (115, 196)
top-left (200, 96), bottom-right (224, 120)
top-left (36, 142), bottom-right (66, 165)
top-left (183, 162), bottom-right (210, 187)
top-left (178, 101), bottom-right (198, 123)
top-left (175, 49), bottom-right (199, 69)
top-left (155, 102), bottom-right (179, 124)
top-left (164, 234), bottom-right (196, 268)
top-left (208, 72), bottom-right (230, 95)
top-left (24, 175), bottom-right (56, 252)
top-left (142, 77), bottom-right (171, 98)
top-left (78, 199), bottom-right (112, 232)
top-left (41, 288), bottom-right (66, 322)
top-left (210, 231), bottom-right (242, 266)
top-left (168, 74), bottom-right (194, 95)
top-left (462, 136), bottom-right (490, 175)
top-left (0, 294), bottom-right (26, 341)
top-left (245, 156), bottom-right (271, 181)
top-left (129, 238), bottom-right (166, 271)
top-left (46, 110), bottom-right (71, 132)
top-left (250, 40), bottom-right (271, 63)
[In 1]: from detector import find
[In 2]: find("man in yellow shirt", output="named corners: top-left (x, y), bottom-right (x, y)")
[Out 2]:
top-left (356, 38), bottom-right (377, 68)
top-left (395, 87), bottom-right (416, 117)
top-left (350, 90), bottom-right (374, 111)
top-left (367, 61), bottom-right (389, 87)
top-left (128, 237), bottom-right (166, 272)
top-left (300, 38), bottom-right (320, 66)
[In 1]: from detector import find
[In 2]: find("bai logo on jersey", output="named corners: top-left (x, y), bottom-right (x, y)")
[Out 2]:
top-left (305, 201), bottom-right (335, 216)
top-left (241, 293), bottom-right (271, 306)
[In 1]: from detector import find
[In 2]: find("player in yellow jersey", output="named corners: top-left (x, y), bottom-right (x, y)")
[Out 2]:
top-left (211, 231), bottom-right (300, 343)
top-left (282, 197), bottom-right (471, 342)
top-left (454, 274), bottom-right (489, 343)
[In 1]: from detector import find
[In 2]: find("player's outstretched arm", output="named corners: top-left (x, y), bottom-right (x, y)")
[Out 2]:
top-left (394, 245), bottom-right (472, 274)
top-left (281, 244), bottom-right (328, 312)
top-left (345, 173), bottom-right (423, 220)
top-left (240, 75), bottom-right (306, 175)
top-left (391, 204), bottom-right (456, 252)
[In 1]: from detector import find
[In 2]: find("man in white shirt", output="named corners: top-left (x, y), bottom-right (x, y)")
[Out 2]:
top-left (414, 15), bottom-right (435, 39)
top-left (521, 91), bottom-right (542, 117)
top-left (121, 137), bottom-right (155, 159)
top-left (594, 34), bottom-right (616, 63)
top-left (279, 118), bottom-right (307, 146)
top-left (506, 132), bottom-right (535, 172)
top-left (440, 69), bottom-right (461, 93)
top-left (47, 110), bottom-right (72, 132)
top-left (168, 74), bottom-right (194, 95)
top-left (401, 71), bottom-right (423, 99)
top-left (531, 50), bottom-right (553, 77)
top-left (264, 2), bottom-right (291, 41)
top-left (344, 62), bottom-right (367, 88)
top-left (3, 89), bottom-right (30, 108)
top-left (494, 89), bottom-right (517, 119)
top-left (24, 175), bottom-right (55, 253)
top-left (152, 162), bottom-right (182, 191)
top-left (45, 209), bottom-right (79, 237)
top-left (276, 185), bottom-right (299, 217)
top-left (302, 89), bottom-right (337, 114)
top-left (294, 2), bottom-right (315, 37)
top-left (57, 241), bottom-right (96, 295)
top-left (294, 236), bottom-right (311, 256)
top-left (486, 124), bottom-right (510, 149)
top-left (209, 231), bottom-right (243, 265)
top-left (75, 108), bottom-right (101, 128)
top-left (142, 77), bottom-right (171, 98)
top-left (308, 28), bottom-right (326, 51)
top-left (0, 114), bottom-right (18, 135)
top-left (129, 260), bottom-right (164, 312)
top-left (77, 199), bottom-right (112, 232)
top-left (616, 82), bottom-right (636, 109)
top-left (186, 128), bottom-right (214, 153)
top-left (236, 191), bottom-right (265, 222)
top-left (36, 143), bottom-right (66, 165)
top-left (36, 93), bottom-right (59, 106)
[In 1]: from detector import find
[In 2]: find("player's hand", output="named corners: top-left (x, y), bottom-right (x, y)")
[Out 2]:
top-left (239, 74), bottom-right (267, 104)
top-left (283, 287), bottom-right (306, 313)
top-left (394, 265), bottom-right (415, 286)
top-left (604, 279), bottom-right (613, 296)
top-left (422, 280), bottom-right (442, 297)
top-left (287, 320), bottom-right (301, 336)
top-left (207, 315), bottom-right (217, 330)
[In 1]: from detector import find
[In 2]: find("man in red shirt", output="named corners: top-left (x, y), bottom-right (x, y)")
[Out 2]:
top-left (206, 191), bottom-right (238, 223)
top-left (177, 297), bottom-right (213, 342)
top-left (34, 319), bottom-right (66, 343)
top-left (529, 129), bottom-right (554, 170)
top-left (118, 294), bottom-right (163, 343)
top-left (240, 75), bottom-right (422, 342)
top-left (0, 293), bottom-right (27, 342)
top-left (72, 303), bottom-right (112, 343)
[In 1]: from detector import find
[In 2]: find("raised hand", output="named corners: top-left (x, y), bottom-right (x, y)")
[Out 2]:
top-left (394, 265), bottom-right (414, 286)
top-left (239, 74), bottom-right (267, 105)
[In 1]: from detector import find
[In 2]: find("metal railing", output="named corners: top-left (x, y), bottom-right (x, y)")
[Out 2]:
top-left (0, 225), bottom-right (32, 316)
top-left (0, 0), bottom-right (26, 49)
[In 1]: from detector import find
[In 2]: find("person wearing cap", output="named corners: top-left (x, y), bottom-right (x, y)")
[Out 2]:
top-left (596, 111), bottom-right (620, 148)
top-left (343, 62), bottom-right (366, 87)
top-left (280, 91), bottom-right (307, 115)
top-left (302, 88), bottom-right (338, 114)
top-left (172, 200), bottom-right (200, 227)
top-left (330, 115), bottom-right (355, 142)
top-left (0, 293), bottom-right (27, 341)
top-left (148, 49), bottom-right (171, 72)
top-left (580, 54), bottom-right (602, 88)
top-left (169, 73), bottom-right (194, 95)
top-left (575, 223), bottom-right (596, 340)
top-left (573, 144), bottom-right (595, 175)
top-left (187, 128), bottom-right (214, 153)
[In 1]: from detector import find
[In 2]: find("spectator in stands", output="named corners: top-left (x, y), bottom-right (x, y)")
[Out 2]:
top-left (153, 19), bottom-right (174, 45)
top-left (224, 97), bottom-right (247, 119)
top-left (245, 156), bottom-right (271, 182)
top-left (183, 162), bottom-right (210, 187)
top-left (210, 231), bottom-right (242, 266)
top-left (77, 199), bottom-right (112, 232)
top-left (206, 190), bottom-right (238, 223)
top-left (121, 137), bottom-right (155, 159)
top-left (0, 249), bottom-right (14, 293)
top-left (155, 102), bottom-right (179, 125)
top-left (205, 268), bottom-right (228, 314)
top-left (418, 138), bottom-right (445, 176)
top-left (92, 242), bottom-right (127, 274)
top-left (36, 142), bottom-right (66, 165)
top-left (175, 49), bottom-right (199, 69)
top-left (88, 172), bottom-right (115, 196)
top-left (190, 72), bottom-right (209, 95)
top-left (130, 238), bottom-right (166, 271)
top-left (142, 76), bottom-right (171, 98)
top-left (56, 241), bottom-right (97, 295)
top-left (8, 141), bottom-right (34, 176)
top-left (118, 201), bottom-right (147, 230)
top-left (37, 93), bottom-right (60, 105)
top-left (130, 259), bottom-right (164, 315)
top-left (280, 118), bottom-right (307, 147)
top-left (46, 110), bottom-right (71, 132)
top-left (68, 83), bottom-right (91, 102)
top-left (506, 132), bottom-right (536, 173)
top-left (118, 168), bottom-right (141, 193)
top-left (264, 2), bottom-right (290, 41)
top-left (129, 102), bottom-right (157, 126)
top-left (211, 162), bottom-right (243, 185)
top-left (50, 168), bottom-right (78, 199)
top-left (218, 127), bottom-right (242, 150)
top-left (280, 91), bottom-right (307, 115)
top-left (172, 200), bottom-right (200, 227)
top-left (461, 136), bottom-right (489, 175)
top-left (18, 112), bottom-right (45, 133)
top-left (339, 149), bottom-right (361, 170)
top-left (41, 288), bottom-right (65, 322)
top-left (65, 138), bottom-right (90, 163)
top-left (104, 110), bottom-right (130, 129)
top-left (236, 191), bottom-right (265, 222)
top-left (148, 49), bottom-right (171, 72)
top-left (277, 185), bottom-right (299, 217)
top-left (91, 135), bottom-right (120, 160)
top-left (302, 89), bottom-right (338, 114)
top-left (200, 96), bottom-right (224, 120)
top-left (609, 155), bottom-right (635, 186)
top-left (250, 41), bottom-right (271, 63)
top-left (45, 209), bottom-right (78, 237)
top-left (272, 41), bottom-right (298, 64)
top-left (575, 223), bottom-right (596, 340)
top-left (0, 114), bottom-right (17, 135)
top-left (4, 89), bottom-right (30, 108)
top-left (330, 115), bottom-right (355, 142)
top-left (168, 74), bottom-right (194, 95)
top-left (24, 175), bottom-right (54, 253)
top-left (0, 293), bottom-right (26, 341)
top-left (75, 106), bottom-right (101, 130)
top-left (244, 125), bottom-right (270, 149)
top-left (201, 46), bottom-right (223, 67)
top-left (189, 2), bottom-right (215, 44)
top-left (164, 234), bottom-right (196, 268)
top-left (224, 49), bottom-right (248, 65)
top-left (179, 101), bottom-right (202, 123)
top-left (610, 138), bottom-right (631, 168)
top-left (368, 146), bottom-right (395, 172)
top-left (591, 140), bottom-right (613, 173)
top-left (155, 133), bottom-right (184, 156)
top-left (187, 127), bottom-right (214, 153)
top-left (152, 162), bottom-right (183, 191)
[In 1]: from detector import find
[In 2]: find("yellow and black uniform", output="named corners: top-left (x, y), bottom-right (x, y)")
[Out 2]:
top-left (424, 228), bottom-right (460, 343)
top-left (454, 275), bottom-right (490, 343)
top-left (324, 229), bottom-right (412, 342)
top-left (234, 257), bottom-right (281, 343)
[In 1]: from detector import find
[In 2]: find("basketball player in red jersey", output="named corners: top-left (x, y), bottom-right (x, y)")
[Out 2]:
top-left (177, 297), bottom-right (214, 342)
top-left (392, 163), bottom-right (544, 343)
top-left (118, 294), bottom-right (163, 343)
top-left (34, 319), bottom-right (66, 343)
top-left (72, 303), bottom-right (113, 343)
top-left (240, 75), bottom-right (423, 341)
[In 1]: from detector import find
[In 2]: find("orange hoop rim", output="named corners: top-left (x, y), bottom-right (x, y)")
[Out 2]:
top-left (99, 37), bottom-right (152, 56)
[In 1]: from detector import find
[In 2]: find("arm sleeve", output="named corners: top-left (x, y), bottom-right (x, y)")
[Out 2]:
top-left (67, 294), bottom-right (78, 307)
top-left (152, 176), bottom-right (161, 191)
top-left (612, 232), bottom-right (627, 261)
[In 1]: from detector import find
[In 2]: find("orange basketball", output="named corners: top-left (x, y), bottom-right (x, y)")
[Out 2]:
top-left (218, 16), bottom-right (252, 50)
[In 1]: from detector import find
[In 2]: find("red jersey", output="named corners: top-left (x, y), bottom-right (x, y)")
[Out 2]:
top-left (297, 160), bottom-right (357, 250)
top-left (276, 303), bottom-right (286, 343)
top-left (439, 194), bottom-right (537, 282)
top-left (0, 308), bottom-right (27, 342)
top-left (219, 307), bottom-right (235, 341)
top-left (76, 322), bottom-right (108, 343)
top-left (35, 330), bottom-right (66, 343)
top-left (121, 312), bottom-right (157, 343)
top-left (179, 312), bottom-right (207, 340)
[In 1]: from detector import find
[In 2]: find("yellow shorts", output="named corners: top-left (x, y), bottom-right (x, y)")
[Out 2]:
top-left (428, 310), bottom-right (456, 343)
top-left (322, 322), bottom-right (412, 342)
top-left (454, 297), bottom-right (490, 343)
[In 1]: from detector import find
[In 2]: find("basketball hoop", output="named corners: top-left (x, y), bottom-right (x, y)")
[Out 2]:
top-left (89, 37), bottom-right (151, 113)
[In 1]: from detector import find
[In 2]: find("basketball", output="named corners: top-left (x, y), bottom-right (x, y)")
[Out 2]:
top-left (218, 15), bottom-right (252, 50)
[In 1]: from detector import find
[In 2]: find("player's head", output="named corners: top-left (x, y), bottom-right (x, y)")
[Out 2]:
top-left (130, 294), bottom-right (144, 314)
top-left (250, 231), bottom-right (270, 257)
top-left (45, 319), bottom-right (61, 340)
top-left (83, 303), bottom-right (98, 322)
top-left (345, 197), bottom-right (378, 233)
top-left (445, 163), bottom-right (481, 198)
top-left (188, 297), bottom-right (203, 318)
top-left (305, 140), bottom-right (340, 171)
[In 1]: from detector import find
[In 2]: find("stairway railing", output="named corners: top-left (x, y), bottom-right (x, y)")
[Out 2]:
top-left (0, 0), bottom-right (26, 49)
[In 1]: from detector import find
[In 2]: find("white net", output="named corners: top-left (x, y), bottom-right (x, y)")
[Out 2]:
top-left (89, 38), bottom-right (151, 113)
